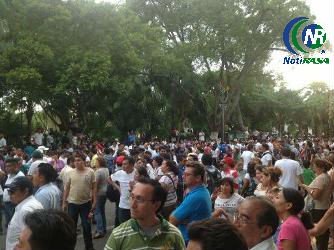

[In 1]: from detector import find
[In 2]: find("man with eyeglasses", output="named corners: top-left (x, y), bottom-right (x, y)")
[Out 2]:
top-left (234, 196), bottom-right (279, 250)
top-left (169, 161), bottom-right (211, 244)
top-left (5, 176), bottom-right (43, 250)
top-left (104, 177), bottom-right (185, 250)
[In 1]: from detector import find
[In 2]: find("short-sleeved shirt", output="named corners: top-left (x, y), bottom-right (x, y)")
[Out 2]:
top-left (35, 183), bottom-right (61, 210)
top-left (214, 193), bottom-right (244, 220)
top-left (95, 168), bottom-right (109, 196)
top-left (111, 170), bottom-right (135, 209)
top-left (104, 217), bottom-right (185, 250)
top-left (277, 216), bottom-right (311, 250)
top-left (66, 168), bottom-right (95, 205)
top-left (159, 172), bottom-right (178, 207)
top-left (309, 173), bottom-right (331, 210)
top-left (172, 185), bottom-right (211, 242)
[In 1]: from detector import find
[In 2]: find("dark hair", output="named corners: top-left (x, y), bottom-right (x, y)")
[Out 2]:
top-left (201, 154), bottom-right (213, 166)
top-left (164, 160), bottom-right (179, 176)
top-left (136, 166), bottom-right (149, 179)
top-left (247, 144), bottom-right (254, 151)
top-left (303, 160), bottom-right (311, 169)
top-left (124, 156), bottom-right (135, 166)
top-left (247, 161), bottom-right (257, 177)
top-left (218, 177), bottom-right (234, 195)
top-left (282, 188), bottom-right (313, 229)
top-left (97, 156), bottom-right (107, 168)
top-left (185, 161), bottom-right (206, 182)
top-left (152, 156), bottom-right (163, 166)
top-left (24, 209), bottom-right (76, 250)
top-left (160, 152), bottom-right (171, 161)
top-left (245, 196), bottom-right (279, 236)
top-left (5, 157), bottom-right (19, 165)
top-left (188, 218), bottom-right (248, 250)
top-left (312, 159), bottom-right (332, 172)
top-left (262, 143), bottom-right (269, 151)
top-left (37, 163), bottom-right (58, 183)
top-left (263, 167), bottom-right (282, 183)
top-left (104, 148), bottom-right (111, 155)
top-left (136, 177), bottom-right (167, 213)
top-left (73, 151), bottom-right (86, 161)
top-left (67, 156), bottom-right (74, 165)
top-left (281, 148), bottom-right (291, 157)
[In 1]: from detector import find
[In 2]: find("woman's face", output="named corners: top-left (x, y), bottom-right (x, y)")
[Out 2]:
top-left (134, 169), bottom-right (140, 181)
top-left (161, 161), bottom-right (168, 173)
top-left (220, 182), bottom-right (232, 196)
top-left (272, 191), bottom-right (290, 215)
top-left (255, 170), bottom-right (263, 183)
top-left (261, 172), bottom-right (270, 186)
top-left (136, 160), bottom-right (144, 168)
top-left (152, 160), bottom-right (159, 168)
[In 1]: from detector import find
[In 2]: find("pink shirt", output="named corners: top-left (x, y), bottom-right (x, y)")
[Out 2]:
top-left (277, 216), bottom-right (311, 250)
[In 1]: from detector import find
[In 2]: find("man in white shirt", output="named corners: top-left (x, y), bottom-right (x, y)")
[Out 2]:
top-left (27, 150), bottom-right (47, 179)
top-left (275, 148), bottom-right (303, 190)
top-left (3, 158), bottom-right (25, 227)
top-left (5, 176), bottom-right (43, 250)
top-left (240, 144), bottom-right (255, 174)
top-left (109, 156), bottom-right (135, 223)
top-left (260, 143), bottom-right (272, 166)
top-left (32, 129), bottom-right (44, 146)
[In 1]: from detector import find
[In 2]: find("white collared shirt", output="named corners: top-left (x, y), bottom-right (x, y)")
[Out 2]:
top-left (250, 237), bottom-right (277, 250)
top-left (6, 195), bottom-right (43, 250)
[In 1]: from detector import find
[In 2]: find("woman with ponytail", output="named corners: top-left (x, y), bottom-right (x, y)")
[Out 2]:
top-left (273, 188), bottom-right (313, 250)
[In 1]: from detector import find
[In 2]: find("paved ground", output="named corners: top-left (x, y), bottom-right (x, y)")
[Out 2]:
top-left (0, 201), bottom-right (116, 250)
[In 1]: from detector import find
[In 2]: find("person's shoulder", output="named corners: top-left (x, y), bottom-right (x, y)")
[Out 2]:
top-left (163, 220), bottom-right (184, 237)
top-left (111, 219), bottom-right (136, 237)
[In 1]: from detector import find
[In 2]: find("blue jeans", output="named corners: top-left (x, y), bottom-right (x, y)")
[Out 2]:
top-left (68, 201), bottom-right (94, 250)
top-left (3, 201), bottom-right (15, 228)
top-left (94, 195), bottom-right (107, 234)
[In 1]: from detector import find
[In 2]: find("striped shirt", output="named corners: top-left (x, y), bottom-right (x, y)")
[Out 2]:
top-left (104, 217), bottom-right (185, 250)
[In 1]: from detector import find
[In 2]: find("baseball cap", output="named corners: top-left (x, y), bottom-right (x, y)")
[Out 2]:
top-left (5, 176), bottom-right (33, 193)
top-left (31, 150), bottom-right (43, 159)
top-left (116, 156), bottom-right (125, 165)
top-left (37, 146), bottom-right (49, 152)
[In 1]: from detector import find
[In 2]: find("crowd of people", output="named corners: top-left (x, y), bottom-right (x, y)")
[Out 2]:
top-left (1, 130), bottom-right (334, 250)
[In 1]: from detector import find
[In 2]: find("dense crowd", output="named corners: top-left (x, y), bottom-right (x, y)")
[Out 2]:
top-left (1, 129), bottom-right (334, 250)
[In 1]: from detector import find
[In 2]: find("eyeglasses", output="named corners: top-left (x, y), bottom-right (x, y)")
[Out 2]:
top-left (129, 194), bottom-right (154, 204)
top-left (233, 212), bottom-right (256, 225)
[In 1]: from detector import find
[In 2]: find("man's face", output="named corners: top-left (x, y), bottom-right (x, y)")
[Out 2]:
top-left (32, 169), bottom-right (43, 188)
top-left (14, 227), bottom-right (32, 250)
top-left (130, 183), bottom-right (160, 221)
top-left (122, 160), bottom-right (133, 173)
top-left (234, 200), bottom-right (263, 248)
top-left (74, 157), bottom-right (84, 168)
top-left (9, 188), bottom-right (28, 205)
top-left (183, 167), bottom-right (199, 188)
top-left (5, 162), bottom-right (17, 174)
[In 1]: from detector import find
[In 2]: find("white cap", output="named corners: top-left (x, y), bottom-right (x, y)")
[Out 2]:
top-left (37, 146), bottom-right (49, 152)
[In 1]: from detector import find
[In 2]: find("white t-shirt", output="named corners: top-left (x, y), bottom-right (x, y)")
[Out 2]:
top-left (214, 193), bottom-right (244, 220)
top-left (275, 158), bottom-right (303, 190)
top-left (27, 160), bottom-right (47, 176)
top-left (3, 171), bottom-right (25, 202)
top-left (241, 150), bottom-right (254, 170)
top-left (111, 170), bottom-right (135, 209)
top-left (261, 151), bottom-right (272, 166)
top-left (32, 132), bottom-right (43, 146)
top-left (0, 137), bottom-right (7, 148)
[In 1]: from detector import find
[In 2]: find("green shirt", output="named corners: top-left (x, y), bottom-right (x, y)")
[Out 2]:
top-left (104, 216), bottom-right (185, 250)
top-left (303, 168), bottom-right (315, 185)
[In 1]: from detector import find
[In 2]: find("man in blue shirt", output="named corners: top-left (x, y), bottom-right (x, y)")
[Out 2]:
top-left (169, 161), bottom-right (211, 244)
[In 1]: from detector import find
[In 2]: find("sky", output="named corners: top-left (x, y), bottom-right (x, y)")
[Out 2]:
top-left (97, 0), bottom-right (333, 90)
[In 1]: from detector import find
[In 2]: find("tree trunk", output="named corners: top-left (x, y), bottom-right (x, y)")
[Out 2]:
top-left (25, 101), bottom-right (34, 138)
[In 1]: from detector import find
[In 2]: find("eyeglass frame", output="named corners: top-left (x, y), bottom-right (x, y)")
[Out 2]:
top-left (233, 211), bottom-right (257, 225)
top-left (129, 193), bottom-right (154, 204)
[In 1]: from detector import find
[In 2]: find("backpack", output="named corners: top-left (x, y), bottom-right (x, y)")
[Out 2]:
top-left (106, 182), bottom-right (120, 203)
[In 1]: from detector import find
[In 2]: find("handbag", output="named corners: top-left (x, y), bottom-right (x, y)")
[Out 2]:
top-left (304, 193), bottom-right (314, 212)
top-left (106, 182), bottom-right (120, 203)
